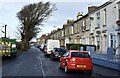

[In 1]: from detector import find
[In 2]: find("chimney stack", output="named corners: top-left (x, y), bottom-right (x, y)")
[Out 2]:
top-left (77, 12), bottom-right (83, 19)
top-left (88, 6), bottom-right (98, 13)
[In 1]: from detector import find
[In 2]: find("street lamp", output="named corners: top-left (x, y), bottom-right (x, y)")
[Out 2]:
top-left (0, 26), bottom-right (4, 38)
top-left (2, 24), bottom-right (7, 38)
top-left (0, 29), bottom-right (4, 33)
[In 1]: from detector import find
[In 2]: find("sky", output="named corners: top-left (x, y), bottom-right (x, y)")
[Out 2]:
top-left (0, 0), bottom-right (109, 40)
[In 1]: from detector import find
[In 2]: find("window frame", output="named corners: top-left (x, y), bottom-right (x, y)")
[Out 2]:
top-left (96, 12), bottom-right (100, 27)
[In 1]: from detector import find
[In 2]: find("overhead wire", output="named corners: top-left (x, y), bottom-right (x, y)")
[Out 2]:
top-left (7, 25), bottom-right (17, 38)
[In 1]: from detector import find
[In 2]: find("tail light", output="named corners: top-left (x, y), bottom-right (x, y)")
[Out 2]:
top-left (66, 58), bottom-right (75, 62)
top-left (70, 58), bottom-right (75, 62)
top-left (8, 54), bottom-right (11, 56)
top-left (66, 59), bottom-right (69, 62)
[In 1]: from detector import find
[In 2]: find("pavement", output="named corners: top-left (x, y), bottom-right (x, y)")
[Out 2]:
top-left (2, 46), bottom-right (120, 78)
top-left (0, 56), bottom-right (2, 78)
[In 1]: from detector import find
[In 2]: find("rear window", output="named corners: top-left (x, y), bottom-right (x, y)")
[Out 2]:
top-left (71, 52), bottom-right (90, 58)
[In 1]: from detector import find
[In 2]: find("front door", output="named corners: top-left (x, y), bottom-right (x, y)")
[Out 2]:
top-left (117, 33), bottom-right (120, 54)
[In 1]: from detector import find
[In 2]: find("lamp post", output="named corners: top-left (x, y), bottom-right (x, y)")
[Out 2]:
top-left (0, 26), bottom-right (4, 38)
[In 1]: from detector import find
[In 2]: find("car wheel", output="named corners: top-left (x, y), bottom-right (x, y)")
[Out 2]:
top-left (13, 52), bottom-right (17, 57)
top-left (64, 65), bottom-right (69, 73)
top-left (59, 63), bottom-right (62, 69)
top-left (51, 55), bottom-right (55, 61)
top-left (88, 70), bottom-right (92, 74)
top-left (52, 57), bottom-right (55, 61)
top-left (50, 55), bottom-right (52, 59)
top-left (85, 70), bottom-right (92, 75)
top-left (50, 55), bottom-right (53, 60)
top-left (44, 54), bottom-right (46, 57)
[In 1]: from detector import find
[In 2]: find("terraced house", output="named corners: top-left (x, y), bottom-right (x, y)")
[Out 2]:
top-left (73, 12), bottom-right (83, 44)
top-left (73, 13), bottom-right (90, 45)
top-left (39, 34), bottom-right (47, 44)
top-left (38, 0), bottom-right (120, 71)
top-left (64, 19), bottom-right (74, 45)
top-left (39, 0), bottom-right (120, 56)
top-left (89, 0), bottom-right (120, 56)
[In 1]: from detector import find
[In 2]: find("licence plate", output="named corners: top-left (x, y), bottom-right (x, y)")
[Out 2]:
top-left (77, 65), bottom-right (86, 68)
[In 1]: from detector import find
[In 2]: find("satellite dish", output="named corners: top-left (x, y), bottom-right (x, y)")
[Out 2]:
top-left (116, 20), bottom-right (120, 26)
top-left (90, 17), bottom-right (94, 20)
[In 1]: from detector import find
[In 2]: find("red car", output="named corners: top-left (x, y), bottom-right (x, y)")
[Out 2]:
top-left (59, 50), bottom-right (93, 74)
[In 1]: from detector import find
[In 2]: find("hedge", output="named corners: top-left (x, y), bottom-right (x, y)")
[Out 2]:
top-left (66, 44), bottom-right (96, 51)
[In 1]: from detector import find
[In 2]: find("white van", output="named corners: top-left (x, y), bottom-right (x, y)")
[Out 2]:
top-left (44, 39), bottom-right (60, 56)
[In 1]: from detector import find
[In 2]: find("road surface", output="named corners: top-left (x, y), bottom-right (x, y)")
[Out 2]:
top-left (2, 46), bottom-right (120, 78)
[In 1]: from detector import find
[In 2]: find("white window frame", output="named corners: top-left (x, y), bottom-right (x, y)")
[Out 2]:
top-left (96, 12), bottom-right (100, 27)
top-left (96, 35), bottom-right (100, 50)
top-left (103, 9), bottom-right (107, 25)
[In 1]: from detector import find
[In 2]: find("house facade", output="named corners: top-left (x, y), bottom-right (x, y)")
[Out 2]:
top-left (39, 0), bottom-right (120, 55)
top-left (39, 34), bottom-right (47, 44)
top-left (64, 20), bottom-right (74, 46)
top-left (77, 14), bottom-right (90, 45)
top-left (89, 0), bottom-right (120, 55)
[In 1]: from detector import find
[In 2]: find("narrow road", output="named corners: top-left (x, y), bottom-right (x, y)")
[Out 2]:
top-left (2, 46), bottom-right (43, 76)
top-left (2, 46), bottom-right (119, 77)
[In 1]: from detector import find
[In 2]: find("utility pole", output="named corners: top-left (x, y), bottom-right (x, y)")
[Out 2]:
top-left (5, 24), bottom-right (7, 38)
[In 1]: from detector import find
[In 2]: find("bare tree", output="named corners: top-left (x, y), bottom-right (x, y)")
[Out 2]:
top-left (16, 2), bottom-right (56, 50)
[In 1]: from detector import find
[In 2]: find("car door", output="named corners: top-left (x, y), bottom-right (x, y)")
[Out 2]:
top-left (60, 52), bottom-right (70, 68)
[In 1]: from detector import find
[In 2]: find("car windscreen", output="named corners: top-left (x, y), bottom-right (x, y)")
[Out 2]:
top-left (55, 48), bottom-right (67, 53)
top-left (71, 52), bottom-right (90, 58)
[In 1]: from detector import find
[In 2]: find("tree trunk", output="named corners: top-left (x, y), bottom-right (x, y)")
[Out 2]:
top-left (20, 39), bottom-right (29, 51)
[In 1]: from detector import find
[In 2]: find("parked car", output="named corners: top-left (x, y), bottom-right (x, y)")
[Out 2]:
top-left (44, 40), bottom-right (60, 56)
top-left (50, 48), bottom-right (67, 60)
top-left (36, 44), bottom-right (41, 49)
top-left (35, 44), bottom-right (39, 47)
top-left (59, 50), bottom-right (93, 74)
top-left (39, 44), bottom-right (45, 51)
top-left (43, 44), bottom-right (47, 53)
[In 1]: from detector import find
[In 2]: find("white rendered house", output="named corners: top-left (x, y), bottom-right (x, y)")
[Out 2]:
top-left (89, 0), bottom-right (120, 55)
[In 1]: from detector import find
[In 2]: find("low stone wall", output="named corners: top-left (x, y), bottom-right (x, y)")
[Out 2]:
top-left (92, 57), bottom-right (120, 70)
top-left (91, 47), bottom-right (120, 70)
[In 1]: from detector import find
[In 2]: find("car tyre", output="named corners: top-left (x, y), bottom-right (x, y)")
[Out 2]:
top-left (85, 70), bottom-right (92, 75)
top-left (88, 70), bottom-right (92, 75)
top-left (51, 55), bottom-right (55, 61)
top-left (64, 65), bottom-right (69, 73)
top-left (59, 63), bottom-right (62, 69)
top-left (52, 57), bottom-right (55, 61)
top-left (44, 53), bottom-right (48, 57)
top-left (50, 55), bottom-right (52, 59)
